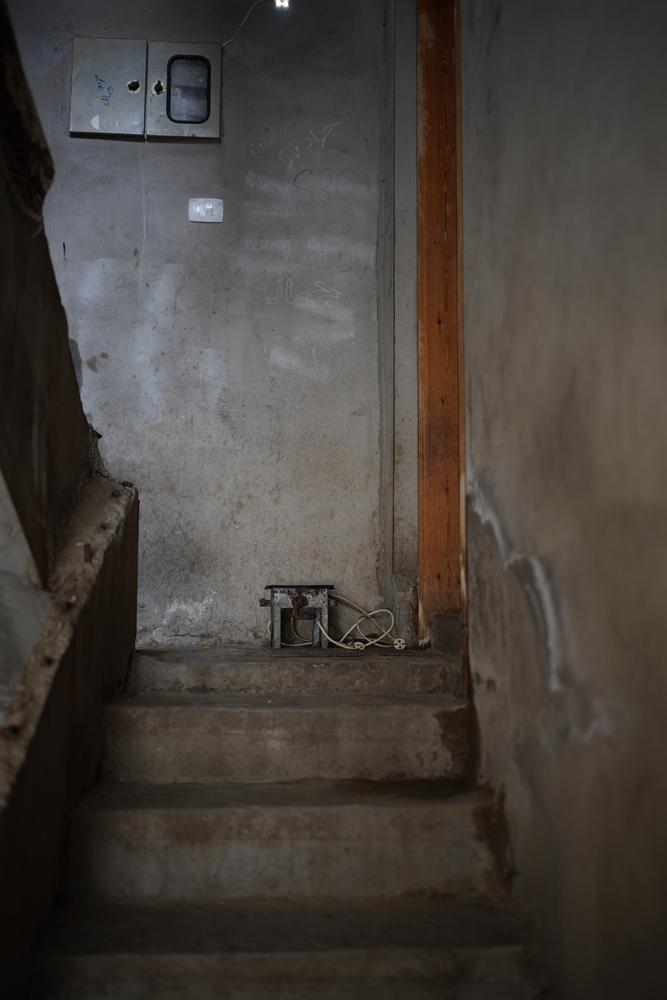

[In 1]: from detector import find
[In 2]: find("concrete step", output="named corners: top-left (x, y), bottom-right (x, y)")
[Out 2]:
top-left (128, 646), bottom-right (459, 697)
top-left (33, 899), bottom-right (548, 999)
top-left (67, 782), bottom-right (508, 904)
top-left (103, 693), bottom-right (469, 783)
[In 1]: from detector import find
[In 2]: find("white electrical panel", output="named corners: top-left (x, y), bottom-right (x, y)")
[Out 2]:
top-left (70, 37), bottom-right (222, 140)
top-left (146, 42), bottom-right (221, 139)
top-left (70, 37), bottom-right (147, 136)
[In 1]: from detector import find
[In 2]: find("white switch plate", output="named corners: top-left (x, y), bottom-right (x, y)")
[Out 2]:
top-left (188, 198), bottom-right (224, 223)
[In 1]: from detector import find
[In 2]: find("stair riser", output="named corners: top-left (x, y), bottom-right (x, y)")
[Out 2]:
top-left (68, 804), bottom-right (501, 903)
top-left (35, 948), bottom-right (545, 1000)
top-left (129, 656), bottom-right (451, 697)
top-left (103, 704), bottom-right (469, 783)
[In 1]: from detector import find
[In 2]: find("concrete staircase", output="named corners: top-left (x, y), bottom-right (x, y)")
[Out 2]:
top-left (32, 647), bottom-right (548, 998)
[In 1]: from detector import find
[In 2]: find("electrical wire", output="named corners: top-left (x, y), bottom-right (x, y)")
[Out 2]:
top-left (340, 612), bottom-right (394, 647)
top-left (287, 618), bottom-right (311, 647)
top-left (277, 592), bottom-right (407, 652)
top-left (330, 594), bottom-right (405, 649)
top-left (266, 615), bottom-right (311, 647)
top-left (222, 0), bottom-right (269, 49)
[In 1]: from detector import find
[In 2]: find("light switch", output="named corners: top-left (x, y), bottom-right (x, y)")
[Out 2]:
top-left (188, 198), bottom-right (224, 223)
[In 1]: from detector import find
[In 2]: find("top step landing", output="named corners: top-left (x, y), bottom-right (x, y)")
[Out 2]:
top-left (129, 646), bottom-right (460, 697)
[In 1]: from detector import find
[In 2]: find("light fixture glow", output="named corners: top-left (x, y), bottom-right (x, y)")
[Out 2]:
top-left (275, 0), bottom-right (289, 7)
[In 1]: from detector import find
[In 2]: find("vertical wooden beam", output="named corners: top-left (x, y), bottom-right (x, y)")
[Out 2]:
top-left (417, 0), bottom-right (462, 641)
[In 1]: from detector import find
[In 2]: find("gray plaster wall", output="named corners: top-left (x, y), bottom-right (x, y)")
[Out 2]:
top-left (462, 1), bottom-right (667, 996)
top-left (391, 0), bottom-right (418, 639)
top-left (9, 0), bottom-right (395, 646)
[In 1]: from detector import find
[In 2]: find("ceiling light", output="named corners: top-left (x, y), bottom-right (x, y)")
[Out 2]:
top-left (275, 0), bottom-right (289, 7)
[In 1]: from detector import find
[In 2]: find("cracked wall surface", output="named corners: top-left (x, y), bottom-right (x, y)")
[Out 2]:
top-left (462, 1), bottom-right (667, 996)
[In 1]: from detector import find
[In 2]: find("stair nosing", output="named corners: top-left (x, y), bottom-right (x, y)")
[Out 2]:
top-left (73, 780), bottom-right (484, 814)
top-left (107, 693), bottom-right (468, 709)
top-left (36, 898), bottom-right (539, 956)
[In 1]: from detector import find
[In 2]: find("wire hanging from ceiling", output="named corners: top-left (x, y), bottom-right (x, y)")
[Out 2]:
top-left (222, 0), bottom-right (288, 49)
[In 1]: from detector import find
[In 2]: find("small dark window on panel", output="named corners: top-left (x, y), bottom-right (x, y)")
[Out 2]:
top-left (167, 55), bottom-right (211, 124)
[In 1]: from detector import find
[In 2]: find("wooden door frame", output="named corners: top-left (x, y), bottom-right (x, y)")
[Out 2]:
top-left (417, 0), bottom-right (465, 649)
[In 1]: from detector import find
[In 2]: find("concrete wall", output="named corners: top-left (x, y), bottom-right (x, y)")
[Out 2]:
top-left (392, 0), bottom-right (419, 640)
top-left (9, 0), bottom-right (399, 646)
top-left (462, 1), bottom-right (667, 996)
top-left (0, 4), bottom-right (91, 583)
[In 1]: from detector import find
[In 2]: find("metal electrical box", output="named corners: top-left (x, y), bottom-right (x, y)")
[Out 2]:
top-left (70, 38), bottom-right (221, 140)
top-left (69, 37), bottom-right (147, 136)
top-left (146, 42), bottom-right (221, 139)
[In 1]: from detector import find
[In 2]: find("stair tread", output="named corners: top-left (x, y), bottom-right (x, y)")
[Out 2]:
top-left (135, 645), bottom-right (455, 665)
top-left (76, 779), bottom-right (481, 812)
top-left (109, 693), bottom-right (467, 710)
top-left (38, 899), bottom-right (537, 956)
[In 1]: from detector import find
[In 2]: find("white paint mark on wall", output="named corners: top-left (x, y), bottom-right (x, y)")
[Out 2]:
top-left (518, 555), bottom-right (565, 695)
top-left (569, 701), bottom-right (618, 746)
top-left (469, 478), bottom-right (622, 745)
top-left (267, 345), bottom-right (330, 382)
top-left (289, 302), bottom-right (356, 339)
top-left (469, 479), bottom-right (565, 694)
top-left (307, 280), bottom-right (342, 303)
top-left (266, 276), bottom-right (294, 304)
top-left (137, 144), bottom-right (147, 312)
top-left (243, 237), bottom-right (294, 254)
top-left (249, 120), bottom-right (342, 167)
top-left (152, 596), bottom-right (214, 645)
top-left (243, 172), bottom-right (292, 195)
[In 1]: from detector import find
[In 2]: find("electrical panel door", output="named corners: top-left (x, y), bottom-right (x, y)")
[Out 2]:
top-left (146, 42), bottom-right (221, 139)
top-left (70, 37), bottom-right (147, 137)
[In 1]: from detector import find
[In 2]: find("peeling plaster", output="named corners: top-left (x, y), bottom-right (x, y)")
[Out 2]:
top-left (152, 596), bottom-right (214, 646)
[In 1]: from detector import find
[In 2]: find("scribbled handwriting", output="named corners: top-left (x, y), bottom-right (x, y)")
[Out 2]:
top-left (95, 74), bottom-right (113, 106)
top-left (306, 281), bottom-right (342, 303)
top-left (250, 121), bottom-right (342, 169)
top-left (265, 276), bottom-right (344, 307)
top-left (266, 276), bottom-right (294, 304)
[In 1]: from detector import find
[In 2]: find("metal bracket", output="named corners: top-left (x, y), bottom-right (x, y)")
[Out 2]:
top-left (261, 584), bottom-right (334, 649)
